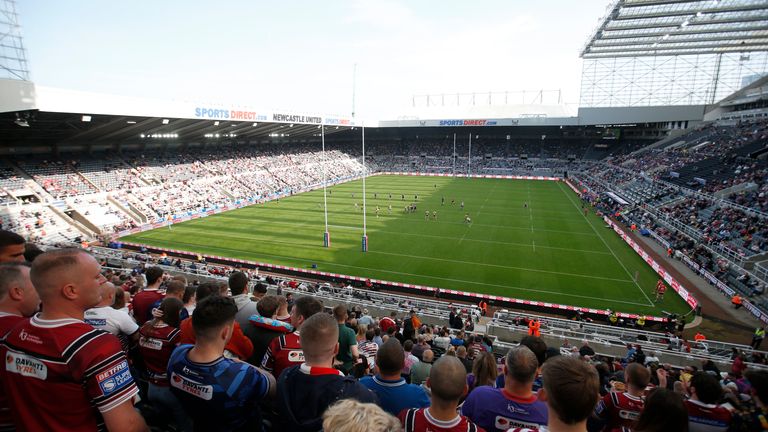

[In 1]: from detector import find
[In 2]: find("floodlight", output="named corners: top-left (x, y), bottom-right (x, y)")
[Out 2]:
top-left (214, 121), bottom-right (220, 126)
top-left (81, 115), bottom-right (92, 122)
top-left (14, 113), bottom-right (29, 127)
top-left (162, 119), bottom-right (170, 125)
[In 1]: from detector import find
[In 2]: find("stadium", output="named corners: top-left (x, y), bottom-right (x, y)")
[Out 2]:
top-left (2, 1), bottom-right (768, 431)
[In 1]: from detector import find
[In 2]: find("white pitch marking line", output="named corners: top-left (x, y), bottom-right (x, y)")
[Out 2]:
top-left (220, 213), bottom-right (598, 236)
top-left (558, 182), bottom-right (656, 307)
top-left (214, 216), bottom-right (612, 255)
top-left (368, 250), bottom-right (634, 284)
top-left (130, 236), bottom-right (651, 308)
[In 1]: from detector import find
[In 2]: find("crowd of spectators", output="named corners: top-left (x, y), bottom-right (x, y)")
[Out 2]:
top-left (659, 198), bottom-right (768, 255)
top-left (0, 238), bottom-right (767, 431)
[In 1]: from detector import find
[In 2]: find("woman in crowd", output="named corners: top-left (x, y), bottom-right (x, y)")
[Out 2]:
top-left (466, 351), bottom-right (498, 396)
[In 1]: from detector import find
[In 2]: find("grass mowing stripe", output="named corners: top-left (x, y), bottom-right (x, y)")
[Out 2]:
top-left (217, 212), bottom-right (598, 236)
top-left (367, 250), bottom-right (634, 283)
top-left (138, 235), bottom-right (649, 307)
top-left (122, 176), bottom-right (692, 315)
top-left (557, 181), bottom-right (656, 307)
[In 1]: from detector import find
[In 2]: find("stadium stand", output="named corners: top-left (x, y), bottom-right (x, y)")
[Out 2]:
top-left (6, 114), bottom-right (768, 432)
top-left (2, 243), bottom-right (760, 431)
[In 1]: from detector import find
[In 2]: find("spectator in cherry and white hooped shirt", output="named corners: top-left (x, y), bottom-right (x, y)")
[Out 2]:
top-left (0, 248), bottom-right (147, 432)
top-left (358, 329), bottom-right (380, 366)
top-left (138, 297), bottom-right (191, 432)
top-left (132, 266), bottom-right (165, 325)
top-left (399, 356), bottom-right (485, 432)
top-left (592, 362), bottom-right (650, 431)
top-left (0, 262), bottom-right (40, 432)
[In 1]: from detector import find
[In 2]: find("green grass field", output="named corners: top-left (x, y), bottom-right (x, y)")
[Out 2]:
top-left (121, 175), bottom-right (692, 316)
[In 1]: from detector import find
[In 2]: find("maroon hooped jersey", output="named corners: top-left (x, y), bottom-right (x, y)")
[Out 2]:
top-left (595, 391), bottom-right (644, 431)
top-left (0, 313), bottom-right (26, 432)
top-left (138, 322), bottom-right (180, 386)
top-left (400, 407), bottom-right (486, 432)
top-left (262, 331), bottom-right (304, 379)
top-left (0, 315), bottom-right (139, 432)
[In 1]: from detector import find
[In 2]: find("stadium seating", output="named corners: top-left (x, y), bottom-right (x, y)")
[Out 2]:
top-left (3, 119), bottom-right (768, 322)
top-left (88, 245), bottom-right (768, 373)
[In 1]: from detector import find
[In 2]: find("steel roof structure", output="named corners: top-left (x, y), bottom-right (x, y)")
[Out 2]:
top-left (579, 1), bottom-right (768, 107)
top-left (582, 0), bottom-right (768, 59)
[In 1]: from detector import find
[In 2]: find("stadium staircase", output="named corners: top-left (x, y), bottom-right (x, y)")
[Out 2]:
top-left (46, 203), bottom-right (97, 239)
top-left (107, 195), bottom-right (147, 224)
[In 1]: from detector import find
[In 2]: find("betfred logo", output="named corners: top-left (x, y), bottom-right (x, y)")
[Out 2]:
top-left (96, 361), bottom-right (128, 382)
top-left (96, 360), bottom-right (132, 396)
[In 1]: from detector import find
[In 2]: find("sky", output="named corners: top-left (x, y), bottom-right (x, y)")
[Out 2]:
top-left (17, 0), bottom-right (611, 120)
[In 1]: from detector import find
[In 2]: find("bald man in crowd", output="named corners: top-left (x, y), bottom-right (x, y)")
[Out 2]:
top-left (276, 312), bottom-right (376, 431)
top-left (399, 356), bottom-right (485, 432)
top-left (85, 282), bottom-right (140, 353)
top-left (0, 248), bottom-right (147, 431)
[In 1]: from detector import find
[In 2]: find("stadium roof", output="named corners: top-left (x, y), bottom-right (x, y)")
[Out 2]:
top-left (0, 80), bottom-right (358, 147)
top-left (581, 0), bottom-right (768, 58)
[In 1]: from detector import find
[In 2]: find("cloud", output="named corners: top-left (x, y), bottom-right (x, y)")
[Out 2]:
top-left (345, 0), bottom-right (416, 28)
